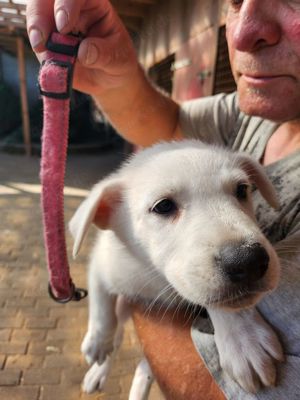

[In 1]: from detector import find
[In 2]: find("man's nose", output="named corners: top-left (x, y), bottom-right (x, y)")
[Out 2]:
top-left (228, 0), bottom-right (281, 52)
top-left (218, 242), bottom-right (269, 285)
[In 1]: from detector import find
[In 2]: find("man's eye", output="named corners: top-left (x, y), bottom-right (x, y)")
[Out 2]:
top-left (151, 198), bottom-right (178, 216)
top-left (229, 0), bottom-right (243, 7)
top-left (235, 183), bottom-right (249, 201)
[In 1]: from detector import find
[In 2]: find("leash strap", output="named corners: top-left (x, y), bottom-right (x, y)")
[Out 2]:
top-left (39, 32), bottom-right (88, 303)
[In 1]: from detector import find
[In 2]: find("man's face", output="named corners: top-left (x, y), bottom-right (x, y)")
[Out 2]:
top-left (226, 0), bottom-right (300, 122)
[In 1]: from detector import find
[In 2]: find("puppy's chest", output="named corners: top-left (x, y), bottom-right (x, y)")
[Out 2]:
top-left (98, 233), bottom-right (172, 301)
top-left (108, 271), bottom-right (170, 301)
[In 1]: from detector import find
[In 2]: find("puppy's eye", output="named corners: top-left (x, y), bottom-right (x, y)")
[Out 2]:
top-left (236, 183), bottom-right (249, 201)
top-left (151, 198), bottom-right (177, 216)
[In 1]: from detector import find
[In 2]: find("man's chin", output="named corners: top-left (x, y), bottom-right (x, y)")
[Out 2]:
top-left (237, 84), bottom-right (300, 123)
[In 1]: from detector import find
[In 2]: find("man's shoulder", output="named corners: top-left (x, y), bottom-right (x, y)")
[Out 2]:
top-left (181, 91), bottom-right (238, 113)
top-left (179, 91), bottom-right (250, 146)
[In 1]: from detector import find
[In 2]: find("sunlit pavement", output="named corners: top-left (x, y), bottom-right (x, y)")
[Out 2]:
top-left (0, 150), bottom-right (164, 400)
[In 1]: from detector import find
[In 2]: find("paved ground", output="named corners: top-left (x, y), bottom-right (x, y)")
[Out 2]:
top-left (0, 149), bottom-right (164, 400)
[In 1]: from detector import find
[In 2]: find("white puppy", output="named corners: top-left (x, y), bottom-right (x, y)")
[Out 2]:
top-left (69, 140), bottom-right (284, 397)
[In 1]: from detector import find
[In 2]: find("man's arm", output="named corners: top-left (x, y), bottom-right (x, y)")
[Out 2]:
top-left (26, 0), bottom-right (183, 146)
top-left (92, 67), bottom-right (182, 146)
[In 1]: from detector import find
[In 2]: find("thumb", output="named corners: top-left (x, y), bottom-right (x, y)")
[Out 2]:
top-left (77, 36), bottom-right (134, 72)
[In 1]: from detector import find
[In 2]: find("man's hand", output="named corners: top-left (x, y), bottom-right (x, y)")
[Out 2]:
top-left (26, 0), bottom-right (181, 146)
top-left (26, 0), bottom-right (139, 97)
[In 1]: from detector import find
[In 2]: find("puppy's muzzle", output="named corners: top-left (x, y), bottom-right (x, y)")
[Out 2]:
top-left (218, 242), bottom-right (269, 285)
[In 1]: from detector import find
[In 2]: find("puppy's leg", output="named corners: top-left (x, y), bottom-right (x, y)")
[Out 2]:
top-left (129, 357), bottom-right (154, 400)
top-left (82, 298), bottom-right (132, 396)
top-left (82, 288), bottom-right (131, 393)
top-left (82, 355), bottom-right (113, 394)
top-left (81, 258), bottom-right (119, 394)
top-left (114, 295), bottom-right (132, 348)
top-left (207, 307), bottom-right (284, 393)
top-left (81, 262), bottom-right (118, 365)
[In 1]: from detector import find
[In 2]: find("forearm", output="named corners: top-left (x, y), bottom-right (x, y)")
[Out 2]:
top-left (93, 65), bottom-right (182, 147)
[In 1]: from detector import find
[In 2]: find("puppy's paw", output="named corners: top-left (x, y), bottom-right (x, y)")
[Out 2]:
top-left (81, 329), bottom-right (114, 366)
top-left (82, 356), bottom-right (112, 394)
top-left (210, 308), bottom-right (284, 393)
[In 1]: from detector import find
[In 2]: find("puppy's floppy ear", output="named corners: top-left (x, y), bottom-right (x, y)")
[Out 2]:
top-left (69, 178), bottom-right (123, 258)
top-left (238, 154), bottom-right (279, 209)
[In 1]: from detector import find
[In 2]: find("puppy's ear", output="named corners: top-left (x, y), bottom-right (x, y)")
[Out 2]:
top-left (238, 155), bottom-right (279, 209)
top-left (69, 178), bottom-right (123, 258)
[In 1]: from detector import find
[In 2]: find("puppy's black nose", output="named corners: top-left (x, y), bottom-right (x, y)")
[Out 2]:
top-left (219, 242), bottom-right (269, 284)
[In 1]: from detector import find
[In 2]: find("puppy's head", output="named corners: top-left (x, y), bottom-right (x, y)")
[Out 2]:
top-left (70, 140), bottom-right (280, 310)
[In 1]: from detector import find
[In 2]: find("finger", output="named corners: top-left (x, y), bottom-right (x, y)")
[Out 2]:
top-left (54, 0), bottom-right (113, 34)
top-left (77, 35), bottom-right (133, 72)
top-left (26, 0), bottom-right (56, 52)
top-left (54, 0), bottom-right (84, 33)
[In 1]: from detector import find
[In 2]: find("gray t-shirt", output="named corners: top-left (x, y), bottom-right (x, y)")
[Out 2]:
top-left (180, 92), bottom-right (300, 399)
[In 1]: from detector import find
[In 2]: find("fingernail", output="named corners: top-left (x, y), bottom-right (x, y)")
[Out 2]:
top-left (85, 43), bottom-right (98, 65)
top-left (29, 29), bottom-right (43, 48)
top-left (55, 9), bottom-right (68, 31)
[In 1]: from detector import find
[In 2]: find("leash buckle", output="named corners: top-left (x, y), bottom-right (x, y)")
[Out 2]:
top-left (38, 32), bottom-right (80, 100)
top-left (46, 34), bottom-right (80, 57)
top-left (48, 282), bottom-right (88, 304)
top-left (39, 59), bottom-right (74, 100)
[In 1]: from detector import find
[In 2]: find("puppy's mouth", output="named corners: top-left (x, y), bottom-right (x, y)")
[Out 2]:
top-left (215, 292), bottom-right (261, 309)
top-left (208, 286), bottom-right (267, 309)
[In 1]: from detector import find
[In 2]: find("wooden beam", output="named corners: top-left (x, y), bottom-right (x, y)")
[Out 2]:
top-left (0, 19), bottom-right (26, 29)
top-left (16, 36), bottom-right (31, 156)
top-left (1, 12), bottom-right (26, 21)
top-left (0, 2), bottom-right (25, 11)
top-left (0, 26), bottom-right (13, 34)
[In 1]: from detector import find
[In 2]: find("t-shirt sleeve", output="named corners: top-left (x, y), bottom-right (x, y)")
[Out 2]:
top-left (179, 92), bottom-right (241, 145)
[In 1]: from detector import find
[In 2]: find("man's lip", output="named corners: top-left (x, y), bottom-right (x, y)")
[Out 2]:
top-left (240, 73), bottom-right (294, 83)
top-left (240, 71), bottom-right (290, 78)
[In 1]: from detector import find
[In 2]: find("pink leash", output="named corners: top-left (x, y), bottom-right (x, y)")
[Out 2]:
top-left (39, 32), bottom-right (88, 303)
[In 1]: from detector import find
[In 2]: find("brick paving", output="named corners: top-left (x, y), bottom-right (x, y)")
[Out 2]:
top-left (0, 150), bottom-right (164, 400)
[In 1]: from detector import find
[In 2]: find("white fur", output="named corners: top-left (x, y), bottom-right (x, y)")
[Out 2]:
top-left (69, 140), bottom-right (283, 397)
top-left (129, 358), bottom-right (154, 400)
